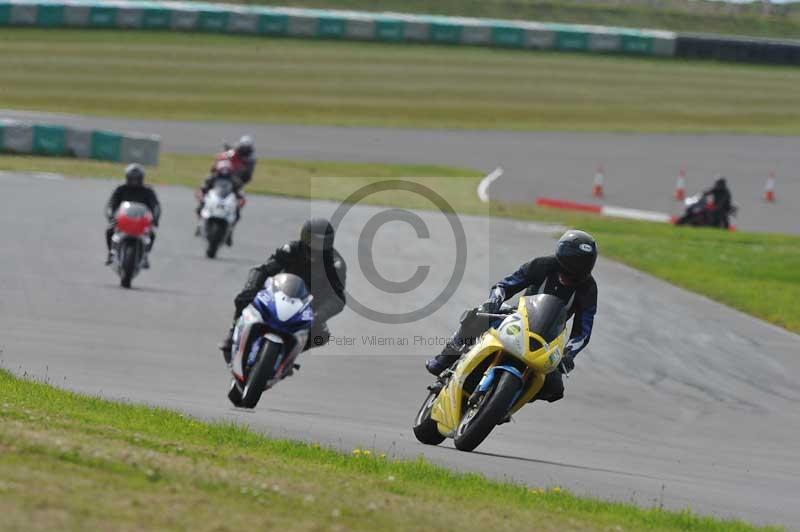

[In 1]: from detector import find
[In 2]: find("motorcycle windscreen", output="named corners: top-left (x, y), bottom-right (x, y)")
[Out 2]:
top-left (523, 294), bottom-right (567, 343)
top-left (271, 273), bottom-right (309, 300)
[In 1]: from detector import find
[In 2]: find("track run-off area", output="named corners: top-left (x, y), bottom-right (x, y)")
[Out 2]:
top-left (1, 164), bottom-right (799, 528)
top-left (3, 109), bottom-right (800, 234)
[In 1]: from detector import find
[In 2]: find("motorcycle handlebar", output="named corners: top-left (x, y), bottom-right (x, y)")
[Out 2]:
top-left (475, 312), bottom-right (510, 319)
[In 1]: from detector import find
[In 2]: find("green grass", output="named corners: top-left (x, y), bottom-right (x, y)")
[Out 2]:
top-left (205, 0), bottom-right (800, 39)
top-left (0, 369), bottom-right (781, 532)
top-left (0, 153), bottom-right (479, 191)
top-left (3, 153), bottom-right (799, 333)
top-left (3, 29), bottom-right (800, 134)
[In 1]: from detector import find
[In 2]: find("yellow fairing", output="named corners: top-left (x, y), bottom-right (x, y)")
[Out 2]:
top-left (430, 332), bottom-right (502, 436)
top-left (430, 297), bottom-right (568, 435)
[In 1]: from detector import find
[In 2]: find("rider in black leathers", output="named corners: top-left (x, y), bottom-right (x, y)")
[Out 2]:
top-left (219, 218), bottom-right (347, 364)
top-left (426, 230), bottom-right (599, 404)
top-left (702, 177), bottom-right (733, 229)
top-left (104, 164), bottom-right (161, 266)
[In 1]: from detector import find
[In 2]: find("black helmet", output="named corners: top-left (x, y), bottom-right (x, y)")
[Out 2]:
top-left (235, 135), bottom-right (254, 158)
top-left (555, 230), bottom-right (597, 283)
top-left (125, 163), bottom-right (145, 186)
top-left (714, 176), bottom-right (727, 189)
top-left (301, 217), bottom-right (334, 252)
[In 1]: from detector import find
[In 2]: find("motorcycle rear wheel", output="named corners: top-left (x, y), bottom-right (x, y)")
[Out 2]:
top-left (241, 340), bottom-right (282, 409)
top-left (454, 371), bottom-right (521, 452)
top-left (413, 391), bottom-right (446, 445)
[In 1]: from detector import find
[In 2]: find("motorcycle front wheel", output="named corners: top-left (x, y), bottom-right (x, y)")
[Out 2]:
top-left (413, 391), bottom-right (446, 445)
top-left (227, 379), bottom-right (243, 407)
top-left (205, 219), bottom-right (226, 259)
top-left (120, 240), bottom-right (139, 289)
top-left (454, 371), bottom-right (521, 452)
top-left (240, 340), bottom-right (282, 409)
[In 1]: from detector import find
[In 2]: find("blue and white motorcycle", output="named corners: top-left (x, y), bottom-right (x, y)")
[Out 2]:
top-left (228, 273), bottom-right (314, 408)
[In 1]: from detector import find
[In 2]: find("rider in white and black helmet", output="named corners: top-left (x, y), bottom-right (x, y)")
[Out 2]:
top-left (104, 164), bottom-right (161, 266)
top-left (425, 230), bottom-right (599, 404)
top-left (230, 135), bottom-right (256, 185)
top-left (218, 218), bottom-right (347, 365)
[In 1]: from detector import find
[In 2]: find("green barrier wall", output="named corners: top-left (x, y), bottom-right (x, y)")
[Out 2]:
top-left (32, 125), bottom-right (66, 156)
top-left (0, 0), bottom-right (678, 58)
top-left (90, 131), bottom-right (122, 162)
top-left (260, 13), bottom-right (286, 35)
top-left (0, 120), bottom-right (160, 164)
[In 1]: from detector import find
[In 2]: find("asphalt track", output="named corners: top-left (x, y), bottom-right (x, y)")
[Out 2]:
top-left (3, 109), bottom-right (799, 234)
top-left (2, 171), bottom-right (800, 528)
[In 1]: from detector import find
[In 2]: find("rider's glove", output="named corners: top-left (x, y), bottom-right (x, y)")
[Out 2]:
top-left (480, 287), bottom-right (505, 314)
top-left (559, 352), bottom-right (575, 374)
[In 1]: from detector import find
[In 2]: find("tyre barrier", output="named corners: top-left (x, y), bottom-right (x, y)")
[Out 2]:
top-left (0, 0), bottom-right (676, 58)
top-left (0, 119), bottom-right (160, 165)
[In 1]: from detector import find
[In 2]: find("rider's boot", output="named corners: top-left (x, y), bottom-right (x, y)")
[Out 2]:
top-left (104, 251), bottom-right (113, 266)
top-left (219, 327), bottom-right (234, 365)
top-left (226, 232), bottom-right (233, 247)
top-left (425, 344), bottom-right (461, 377)
top-left (141, 254), bottom-right (150, 269)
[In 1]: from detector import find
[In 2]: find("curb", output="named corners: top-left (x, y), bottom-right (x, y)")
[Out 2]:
top-left (535, 197), bottom-right (675, 223)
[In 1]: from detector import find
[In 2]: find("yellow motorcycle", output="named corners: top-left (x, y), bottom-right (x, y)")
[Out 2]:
top-left (413, 294), bottom-right (568, 452)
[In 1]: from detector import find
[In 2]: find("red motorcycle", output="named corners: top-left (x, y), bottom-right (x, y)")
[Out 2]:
top-left (109, 202), bottom-right (153, 288)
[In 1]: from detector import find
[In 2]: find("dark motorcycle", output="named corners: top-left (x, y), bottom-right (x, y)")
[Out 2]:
top-left (676, 194), bottom-right (737, 228)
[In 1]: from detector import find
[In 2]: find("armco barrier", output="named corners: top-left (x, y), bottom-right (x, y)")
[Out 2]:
top-left (0, 120), bottom-right (160, 165)
top-left (0, 0), bottom-right (677, 58)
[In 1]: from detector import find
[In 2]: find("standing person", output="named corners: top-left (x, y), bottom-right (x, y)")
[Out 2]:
top-left (219, 218), bottom-right (347, 366)
top-left (104, 164), bottom-right (161, 267)
top-left (425, 230), bottom-right (598, 404)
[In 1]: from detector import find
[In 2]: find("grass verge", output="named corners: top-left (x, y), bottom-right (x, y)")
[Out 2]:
top-left (3, 29), bottom-right (800, 134)
top-left (0, 153), bottom-right (479, 191)
top-left (3, 153), bottom-right (799, 333)
top-left (0, 369), bottom-right (781, 531)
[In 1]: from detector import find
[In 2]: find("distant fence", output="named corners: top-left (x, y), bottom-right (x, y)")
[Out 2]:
top-left (0, 120), bottom-right (160, 165)
top-left (0, 0), bottom-right (676, 57)
top-left (0, 0), bottom-right (798, 64)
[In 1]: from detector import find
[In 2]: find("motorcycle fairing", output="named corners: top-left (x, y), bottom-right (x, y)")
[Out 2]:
top-left (201, 188), bottom-right (238, 225)
top-left (231, 278), bottom-right (314, 382)
top-left (252, 281), bottom-right (314, 335)
top-left (430, 295), bottom-right (567, 436)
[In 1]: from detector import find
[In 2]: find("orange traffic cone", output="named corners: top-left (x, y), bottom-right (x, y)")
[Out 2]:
top-left (674, 166), bottom-right (686, 201)
top-left (592, 165), bottom-right (605, 198)
top-left (764, 172), bottom-right (776, 202)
